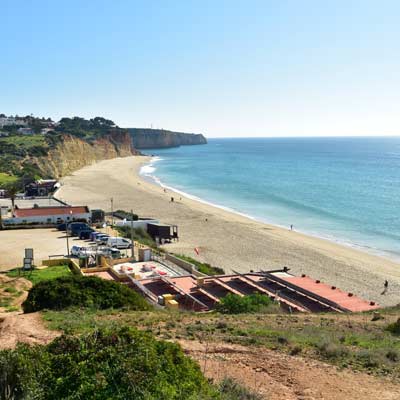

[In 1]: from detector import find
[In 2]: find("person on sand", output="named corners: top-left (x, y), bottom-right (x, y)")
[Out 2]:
top-left (381, 280), bottom-right (389, 295)
top-left (290, 224), bottom-right (293, 231)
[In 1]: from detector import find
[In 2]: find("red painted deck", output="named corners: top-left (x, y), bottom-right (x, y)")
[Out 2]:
top-left (282, 276), bottom-right (379, 312)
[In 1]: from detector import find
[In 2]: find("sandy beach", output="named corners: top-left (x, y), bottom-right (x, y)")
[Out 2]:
top-left (57, 156), bottom-right (400, 307)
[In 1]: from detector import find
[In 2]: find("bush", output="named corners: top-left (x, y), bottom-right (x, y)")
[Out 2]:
top-left (114, 209), bottom-right (139, 221)
top-left (175, 254), bottom-right (225, 275)
top-left (386, 318), bottom-right (400, 335)
top-left (215, 293), bottom-right (272, 314)
top-left (316, 339), bottom-right (348, 359)
top-left (116, 226), bottom-right (156, 247)
top-left (0, 327), bottom-right (219, 400)
top-left (219, 377), bottom-right (263, 400)
top-left (22, 275), bottom-right (150, 313)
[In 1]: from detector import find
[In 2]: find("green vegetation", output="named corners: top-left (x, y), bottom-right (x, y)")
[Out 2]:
top-left (215, 293), bottom-right (273, 314)
top-left (56, 116), bottom-right (124, 141)
top-left (0, 172), bottom-right (18, 186)
top-left (0, 134), bottom-right (48, 179)
top-left (42, 307), bottom-right (400, 379)
top-left (6, 265), bottom-right (71, 285)
top-left (0, 327), bottom-right (220, 400)
top-left (23, 275), bottom-right (151, 313)
top-left (116, 225), bottom-right (156, 247)
top-left (174, 254), bottom-right (225, 275)
top-left (218, 377), bottom-right (263, 400)
top-left (386, 318), bottom-right (400, 335)
top-left (114, 209), bottom-right (139, 221)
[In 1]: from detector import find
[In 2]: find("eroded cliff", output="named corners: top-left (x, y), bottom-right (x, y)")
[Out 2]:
top-left (35, 131), bottom-right (138, 178)
top-left (128, 128), bottom-right (207, 149)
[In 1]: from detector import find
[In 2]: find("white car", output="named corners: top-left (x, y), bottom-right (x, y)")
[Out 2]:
top-left (95, 234), bottom-right (110, 245)
top-left (71, 246), bottom-right (84, 257)
top-left (106, 237), bottom-right (132, 249)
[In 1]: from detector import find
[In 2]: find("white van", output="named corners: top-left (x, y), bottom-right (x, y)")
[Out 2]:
top-left (106, 237), bottom-right (132, 249)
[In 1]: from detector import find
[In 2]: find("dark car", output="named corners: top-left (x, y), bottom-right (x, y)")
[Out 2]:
top-left (67, 222), bottom-right (91, 236)
top-left (79, 229), bottom-right (94, 240)
top-left (57, 223), bottom-right (67, 231)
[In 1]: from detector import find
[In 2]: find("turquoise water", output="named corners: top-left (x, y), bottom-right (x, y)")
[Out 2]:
top-left (140, 137), bottom-right (400, 260)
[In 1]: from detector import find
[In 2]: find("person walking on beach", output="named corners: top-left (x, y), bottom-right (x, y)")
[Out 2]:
top-left (381, 280), bottom-right (389, 295)
top-left (290, 224), bottom-right (293, 231)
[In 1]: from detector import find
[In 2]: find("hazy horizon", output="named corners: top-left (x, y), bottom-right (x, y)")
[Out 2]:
top-left (2, 0), bottom-right (400, 138)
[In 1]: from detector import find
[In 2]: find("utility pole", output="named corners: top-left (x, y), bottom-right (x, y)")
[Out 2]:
top-left (66, 210), bottom-right (73, 256)
top-left (130, 209), bottom-right (135, 259)
top-left (110, 197), bottom-right (114, 227)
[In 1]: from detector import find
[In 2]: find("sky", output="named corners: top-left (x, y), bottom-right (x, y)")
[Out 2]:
top-left (1, 0), bottom-right (399, 137)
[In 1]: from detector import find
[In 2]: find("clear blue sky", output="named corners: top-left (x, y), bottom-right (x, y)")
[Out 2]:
top-left (1, 0), bottom-right (399, 137)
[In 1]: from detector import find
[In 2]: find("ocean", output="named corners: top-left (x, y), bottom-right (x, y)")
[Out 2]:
top-left (140, 137), bottom-right (400, 261)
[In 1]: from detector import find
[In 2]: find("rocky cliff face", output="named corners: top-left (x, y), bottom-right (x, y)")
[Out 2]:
top-left (128, 128), bottom-right (207, 149)
top-left (35, 131), bottom-right (137, 178)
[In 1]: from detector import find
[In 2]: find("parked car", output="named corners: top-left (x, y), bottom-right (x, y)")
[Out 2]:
top-left (79, 230), bottom-right (93, 240)
top-left (95, 234), bottom-right (110, 245)
top-left (71, 245), bottom-right (85, 257)
top-left (57, 223), bottom-right (67, 231)
top-left (90, 231), bottom-right (100, 241)
top-left (68, 222), bottom-right (91, 236)
top-left (106, 237), bottom-right (132, 249)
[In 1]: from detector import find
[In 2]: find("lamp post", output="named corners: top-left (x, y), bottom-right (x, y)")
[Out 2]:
top-left (66, 210), bottom-right (73, 257)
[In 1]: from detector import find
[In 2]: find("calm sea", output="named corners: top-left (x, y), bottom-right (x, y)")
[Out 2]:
top-left (140, 137), bottom-right (400, 261)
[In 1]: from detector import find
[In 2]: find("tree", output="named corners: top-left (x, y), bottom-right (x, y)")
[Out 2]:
top-left (4, 181), bottom-right (21, 214)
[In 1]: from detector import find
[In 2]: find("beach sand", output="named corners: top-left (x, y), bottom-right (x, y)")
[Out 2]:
top-left (57, 156), bottom-right (400, 307)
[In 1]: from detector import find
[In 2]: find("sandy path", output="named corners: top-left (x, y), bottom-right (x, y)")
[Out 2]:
top-left (0, 312), bottom-right (59, 349)
top-left (56, 156), bottom-right (400, 306)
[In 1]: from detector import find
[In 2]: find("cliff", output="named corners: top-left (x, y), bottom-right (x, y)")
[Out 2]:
top-left (34, 131), bottom-right (138, 178)
top-left (127, 128), bottom-right (207, 149)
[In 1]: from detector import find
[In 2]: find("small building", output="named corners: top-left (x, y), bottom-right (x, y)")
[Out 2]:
top-left (7, 205), bottom-right (91, 225)
top-left (147, 222), bottom-right (178, 243)
top-left (25, 179), bottom-right (59, 197)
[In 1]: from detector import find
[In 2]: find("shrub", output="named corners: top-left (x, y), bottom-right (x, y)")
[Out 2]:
top-left (116, 226), bottom-right (156, 247)
top-left (386, 318), bottom-right (400, 336)
top-left (219, 377), bottom-right (263, 400)
top-left (175, 254), bottom-right (225, 275)
top-left (215, 293), bottom-right (272, 314)
top-left (22, 275), bottom-right (150, 313)
top-left (316, 340), bottom-right (348, 359)
top-left (0, 327), bottom-right (219, 400)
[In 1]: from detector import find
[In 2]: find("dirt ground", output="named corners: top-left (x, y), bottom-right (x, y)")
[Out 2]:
top-left (180, 340), bottom-right (400, 400)
top-left (0, 312), bottom-right (59, 349)
top-left (0, 228), bottom-right (89, 271)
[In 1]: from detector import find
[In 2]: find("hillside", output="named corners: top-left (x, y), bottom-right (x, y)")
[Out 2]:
top-left (128, 128), bottom-right (207, 149)
top-left (0, 116), bottom-right (207, 184)
top-left (0, 116), bottom-right (139, 182)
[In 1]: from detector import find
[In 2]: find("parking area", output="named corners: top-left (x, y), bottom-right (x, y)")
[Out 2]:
top-left (0, 228), bottom-right (88, 271)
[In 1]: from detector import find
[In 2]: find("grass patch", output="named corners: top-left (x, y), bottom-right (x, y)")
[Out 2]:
top-left (6, 265), bottom-right (71, 285)
top-left (0, 172), bottom-right (18, 186)
top-left (174, 254), bottom-right (225, 275)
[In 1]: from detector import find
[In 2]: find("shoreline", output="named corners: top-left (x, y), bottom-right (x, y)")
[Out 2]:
top-left (140, 157), bottom-right (400, 264)
top-left (57, 155), bottom-right (400, 306)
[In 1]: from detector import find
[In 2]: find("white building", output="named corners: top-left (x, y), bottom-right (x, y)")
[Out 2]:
top-left (0, 117), bottom-right (27, 128)
top-left (5, 205), bottom-right (91, 225)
